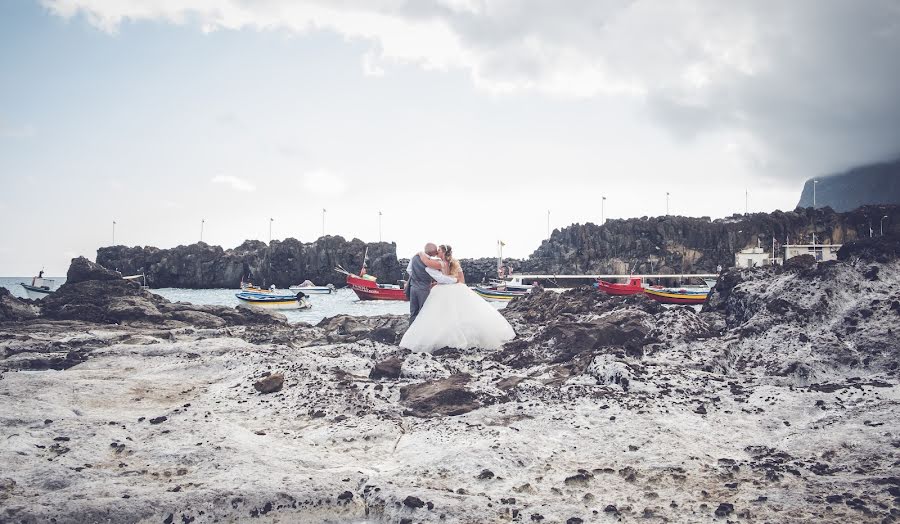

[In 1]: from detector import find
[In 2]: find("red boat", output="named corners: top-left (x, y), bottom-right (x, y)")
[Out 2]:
top-left (596, 276), bottom-right (645, 295)
top-left (345, 273), bottom-right (408, 301)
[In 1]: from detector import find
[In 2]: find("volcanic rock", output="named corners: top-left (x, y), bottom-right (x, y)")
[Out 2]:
top-left (66, 256), bottom-right (122, 284)
top-left (369, 357), bottom-right (403, 380)
top-left (254, 373), bottom-right (284, 394)
top-left (399, 374), bottom-right (482, 417)
top-left (0, 287), bottom-right (39, 322)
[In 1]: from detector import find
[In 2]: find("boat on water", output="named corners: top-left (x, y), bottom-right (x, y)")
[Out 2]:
top-left (472, 286), bottom-right (527, 302)
top-left (643, 287), bottom-right (710, 305)
top-left (20, 271), bottom-right (55, 299)
top-left (288, 281), bottom-right (335, 294)
top-left (235, 291), bottom-right (312, 309)
top-left (344, 272), bottom-right (407, 301)
top-left (596, 276), bottom-right (646, 295)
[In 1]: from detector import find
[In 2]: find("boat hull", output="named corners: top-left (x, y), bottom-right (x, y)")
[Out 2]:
top-left (235, 292), bottom-right (311, 310)
top-left (21, 283), bottom-right (53, 300)
top-left (346, 274), bottom-right (407, 301)
top-left (596, 278), bottom-right (644, 295)
top-left (473, 286), bottom-right (527, 302)
top-left (288, 286), bottom-right (334, 294)
top-left (643, 288), bottom-right (709, 305)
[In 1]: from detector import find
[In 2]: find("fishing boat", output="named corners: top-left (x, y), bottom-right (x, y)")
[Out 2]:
top-left (20, 271), bottom-right (55, 299)
top-left (288, 281), bottom-right (335, 294)
top-left (235, 291), bottom-right (312, 309)
top-left (335, 255), bottom-right (408, 301)
top-left (595, 276), bottom-right (645, 295)
top-left (643, 287), bottom-right (710, 305)
top-left (472, 286), bottom-right (528, 302)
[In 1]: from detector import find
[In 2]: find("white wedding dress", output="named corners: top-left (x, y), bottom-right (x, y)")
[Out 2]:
top-left (400, 283), bottom-right (516, 353)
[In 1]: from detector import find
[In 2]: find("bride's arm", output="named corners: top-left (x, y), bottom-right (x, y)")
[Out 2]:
top-left (418, 252), bottom-right (443, 270)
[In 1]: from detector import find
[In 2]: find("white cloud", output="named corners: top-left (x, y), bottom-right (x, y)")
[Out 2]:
top-left (40, 0), bottom-right (900, 178)
top-left (211, 174), bottom-right (256, 192)
top-left (301, 170), bottom-right (348, 196)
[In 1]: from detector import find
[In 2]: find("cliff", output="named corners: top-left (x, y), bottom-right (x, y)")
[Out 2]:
top-left (523, 205), bottom-right (899, 275)
top-left (97, 237), bottom-right (402, 289)
top-left (797, 158), bottom-right (900, 211)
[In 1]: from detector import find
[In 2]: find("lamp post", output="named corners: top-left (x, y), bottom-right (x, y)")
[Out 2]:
top-left (322, 208), bottom-right (326, 238)
top-left (269, 218), bottom-right (274, 243)
top-left (112, 220), bottom-right (116, 245)
top-left (200, 219), bottom-right (205, 243)
top-left (666, 192), bottom-right (670, 216)
top-left (882, 215), bottom-right (889, 236)
top-left (378, 211), bottom-right (382, 242)
top-left (745, 189), bottom-right (748, 215)
top-left (601, 196), bottom-right (606, 225)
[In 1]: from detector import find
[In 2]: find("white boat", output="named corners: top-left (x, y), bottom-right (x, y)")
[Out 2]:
top-left (288, 281), bottom-right (335, 294)
top-left (20, 272), bottom-right (55, 299)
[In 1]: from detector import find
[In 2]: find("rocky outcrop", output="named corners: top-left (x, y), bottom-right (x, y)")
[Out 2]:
top-left (797, 158), bottom-right (900, 211)
top-left (399, 374), bottom-right (482, 417)
top-left (0, 287), bottom-right (39, 322)
top-left (522, 205), bottom-right (900, 276)
top-left (97, 237), bottom-right (402, 289)
top-left (40, 257), bottom-right (287, 327)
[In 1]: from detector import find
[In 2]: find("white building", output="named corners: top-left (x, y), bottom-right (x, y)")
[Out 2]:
top-left (784, 244), bottom-right (841, 262)
top-left (735, 246), bottom-right (771, 268)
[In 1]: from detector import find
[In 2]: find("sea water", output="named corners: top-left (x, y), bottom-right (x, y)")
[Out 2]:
top-left (0, 278), bottom-right (504, 324)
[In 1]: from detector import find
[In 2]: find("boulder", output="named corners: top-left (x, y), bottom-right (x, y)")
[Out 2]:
top-left (254, 373), bottom-right (284, 394)
top-left (0, 287), bottom-right (39, 322)
top-left (369, 357), bottom-right (403, 380)
top-left (400, 374), bottom-right (482, 417)
top-left (66, 256), bottom-right (122, 284)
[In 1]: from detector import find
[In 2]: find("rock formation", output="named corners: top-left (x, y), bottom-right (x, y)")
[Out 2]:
top-left (97, 237), bottom-right (402, 289)
top-left (797, 158), bottom-right (900, 211)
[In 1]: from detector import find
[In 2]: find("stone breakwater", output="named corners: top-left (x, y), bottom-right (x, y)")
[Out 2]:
top-left (97, 236), bottom-right (402, 289)
top-left (1, 238), bottom-right (899, 522)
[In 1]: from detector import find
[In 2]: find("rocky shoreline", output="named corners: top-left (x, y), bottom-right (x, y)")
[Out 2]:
top-left (2, 238), bottom-right (899, 522)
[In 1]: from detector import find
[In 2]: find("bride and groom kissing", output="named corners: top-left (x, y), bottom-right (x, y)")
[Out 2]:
top-left (399, 242), bottom-right (515, 353)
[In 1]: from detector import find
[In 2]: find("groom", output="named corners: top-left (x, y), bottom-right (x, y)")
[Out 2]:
top-left (406, 242), bottom-right (456, 324)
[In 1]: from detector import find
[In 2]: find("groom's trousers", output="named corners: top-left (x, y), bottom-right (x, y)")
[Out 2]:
top-left (408, 285), bottom-right (431, 325)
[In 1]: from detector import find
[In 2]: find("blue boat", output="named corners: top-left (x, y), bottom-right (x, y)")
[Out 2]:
top-left (235, 291), bottom-right (311, 310)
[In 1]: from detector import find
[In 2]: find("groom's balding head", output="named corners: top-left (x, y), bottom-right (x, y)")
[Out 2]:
top-left (424, 243), bottom-right (438, 256)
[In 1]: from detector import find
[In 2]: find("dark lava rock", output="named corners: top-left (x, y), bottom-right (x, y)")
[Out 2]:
top-left (402, 496), bottom-right (425, 509)
top-left (337, 491), bottom-right (353, 501)
top-left (566, 518), bottom-right (584, 524)
top-left (783, 254), bottom-right (816, 270)
top-left (149, 416), bottom-right (167, 425)
top-left (369, 357), bottom-right (403, 380)
top-left (477, 469), bottom-right (495, 480)
top-left (67, 256), bottom-right (123, 284)
top-left (604, 505), bottom-right (618, 513)
top-left (0, 287), bottom-right (39, 322)
top-left (837, 234), bottom-right (900, 263)
top-left (317, 314), bottom-right (408, 344)
top-left (400, 374), bottom-right (482, 417)
top-left (254, 373), bottom-right (284, 394)
top-left (530, 514), bottom-right (544, 522)
top-left (714, 502), bottom-right (734, 516)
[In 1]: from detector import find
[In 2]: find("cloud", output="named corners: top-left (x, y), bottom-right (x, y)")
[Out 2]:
top-left (211, 174), bottom-right (256, 192)
top-left (301, 170), bottom-right (348, 196)
top-left (41, 0), bottom-right (900, 178)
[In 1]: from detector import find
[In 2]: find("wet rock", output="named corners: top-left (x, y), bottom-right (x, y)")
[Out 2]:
top-left (369, 357), bottom-right (403, 380)
top-left (254, 373), bottom-right (284, 394)
top-left (400, 374), bottom-right (482, 417)
top-left (0, 287), bottom-right (39, 322)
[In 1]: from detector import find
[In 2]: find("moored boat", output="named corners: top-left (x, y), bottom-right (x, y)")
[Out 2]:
top-left (235, 291), bottom-right (312, 309)
top-left (643, 287), bottom-right (710, 305)
top-left (288, 281), bottom-right (335, 294)
top-left (596, 276), bottom-right (645, 295)
top-left (20, 271), bottom-right (55, 299)
top-left (473, 286), bottom-right (527, 302)
top-left (344, 273), bottom-right (407, 301)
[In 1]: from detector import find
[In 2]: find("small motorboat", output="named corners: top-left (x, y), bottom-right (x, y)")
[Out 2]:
top-left (288, 281), bottom-right (335, 294)
top-left (235, 291), bottom-right (312, 309)
top-left (596, 276), bottom-right (645, 295)
top-left (473, 286), bottom-right (527, 302)
top-left (643, 287), bottom-right (710, 305)
top-left (20, 271), bottom-right (55, 299)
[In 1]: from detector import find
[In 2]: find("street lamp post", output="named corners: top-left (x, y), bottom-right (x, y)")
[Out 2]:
top-left (666, 192), bottom-right (670, 216)
top-left (200, 219), bottom-right (205, 243)
top-left (882, 215), bottom-right (889, 236)
top-left (745, 189), bottom-right (748, 215)
top-left (601, 196), bottom-right (606, 225)
top-left (269, 218), bottom-right (274, 243)
top-left (322, 208), bottom-right (326, 238)
top-left (112, 220), bottom-right (116, 245)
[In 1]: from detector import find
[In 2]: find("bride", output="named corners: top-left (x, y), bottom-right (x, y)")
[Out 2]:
top-left (399, 244), bottom-right (515, 353)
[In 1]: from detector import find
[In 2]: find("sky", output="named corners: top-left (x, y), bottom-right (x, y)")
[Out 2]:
top-left (2, 0), bottom-right (899, 275)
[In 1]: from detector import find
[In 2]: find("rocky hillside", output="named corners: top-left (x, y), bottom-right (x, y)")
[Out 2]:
top-left (97, 237), bottom-right (402, 289)
top-left (798, 158), bottom-right (900, 211)
top-left (523, 205), bottom-right (899, 275)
